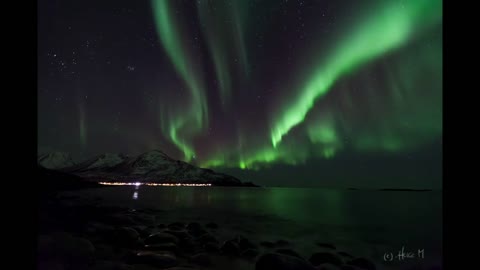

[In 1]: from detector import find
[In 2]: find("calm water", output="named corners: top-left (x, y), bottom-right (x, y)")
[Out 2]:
top-left (65, 186), bottom-right (442, 270)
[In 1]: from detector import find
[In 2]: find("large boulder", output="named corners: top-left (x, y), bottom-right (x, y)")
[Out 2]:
top-left (188, 227), bottom-right (208, 238)
top-left (94, 244), bottom-right (115, 260)
top-left (276, 248), bottom-right (303, 259)
top-left (346, 258), bottom-right (376, 270)
top-left (309, 252), bottom-right (343, 267)
top-left (168, 222), bottom-right (185, 231)
top-left (115, 227), bottom-right (140, 247)
top-left (186, 222), bottom-right (202, 231)
top-left (164, 230), bottom-right (191, 241)
top-left (51, 232), bottom-right (95, 262)
top-left (190, 253), bottom-right (213, 266)
top-left (316, 242), bottom-right (336, 250)
top-left (205, 222), bottom-right (218, 229)
top-left (90, 260), bottom-right (133, 270)
top-left (130, 251), bottom-right (178, 268)
top-left (221, 240), bottom-right (240, 255)
top-left (316, 263), bottom-right (341, 270)
top-left (144, 232), bottom-right (179, 245)
top-left (260, 241), bottom-right (276, 248)
top-left (204, 242), bottom-right (220, 253)
top-left (144, 243), bottom-right (179, 254)
top-left (256, 253), bottom-right (317, 270)
top-left (197, 233), bottom-right (218, 245)
top-left (235, 235), bottom-right (257, 251)
top-left (337, 252), bottom-right (354, 259)
top-left (241, 248), bottom-right (260, 259)
top-left (275, 239), bottom-right (290, 247)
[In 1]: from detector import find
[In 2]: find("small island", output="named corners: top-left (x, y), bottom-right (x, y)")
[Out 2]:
top-left (378, 188), bottom-right (432, 192)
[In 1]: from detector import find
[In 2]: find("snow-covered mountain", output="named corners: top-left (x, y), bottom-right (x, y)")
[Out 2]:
top-left (59, 150), bottom-right (252, 186)
top-left (38, 152), bottom-right (76, 169)
top-left (63, 153), bottom-right (129, 173)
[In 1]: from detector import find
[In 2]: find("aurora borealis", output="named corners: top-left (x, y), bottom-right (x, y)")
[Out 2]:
top-left (38, 0), bottom-right (442, 186)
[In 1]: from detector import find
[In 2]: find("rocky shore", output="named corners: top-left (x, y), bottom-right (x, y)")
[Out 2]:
top-left (38, 195), bottom-right (378, 270)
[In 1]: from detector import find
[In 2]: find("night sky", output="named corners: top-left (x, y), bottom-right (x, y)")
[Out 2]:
top-left (38, 0), bottom-right (442, 188)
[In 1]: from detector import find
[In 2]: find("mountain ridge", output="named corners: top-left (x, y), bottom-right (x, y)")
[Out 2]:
top-left (38, 150), bottom-right (258, 187)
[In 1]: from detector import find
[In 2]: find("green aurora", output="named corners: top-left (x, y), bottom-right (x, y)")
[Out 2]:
top-left (150, 0), bottom-right (442, 170)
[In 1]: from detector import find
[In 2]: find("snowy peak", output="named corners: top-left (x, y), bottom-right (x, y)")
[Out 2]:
top-left (38, 152), bottom-right (76, 169)
top-left (62, 153), bottom-right (129, 173)
top-left (129, 150), bottom-right (177, 175)
top-left (86, 153), bottom-right (128, 169)
top-left (137, 150), bottom-right (174, 163)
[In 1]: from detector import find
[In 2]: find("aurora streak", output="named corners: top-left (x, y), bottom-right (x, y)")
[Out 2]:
top-left (41, 0), bottom-right (441, 171)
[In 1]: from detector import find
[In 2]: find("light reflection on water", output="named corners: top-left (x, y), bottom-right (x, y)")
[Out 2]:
top-left (66, 186), bottom-right (442, 269)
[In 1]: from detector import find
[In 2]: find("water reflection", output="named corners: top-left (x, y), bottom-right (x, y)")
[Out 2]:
top-left (132, 191), bottom-right (138, 200)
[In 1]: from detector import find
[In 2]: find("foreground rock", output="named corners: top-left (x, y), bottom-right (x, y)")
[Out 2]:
top-left (256, 253), bottom-right (317, 270)
top-left (221, 240), bottom-right (240, 255)
top-left (316, 242), bottom-right (336, 250)
top-left (144, 232), bottom-right (179, 245)
top-left (276, 248), bottom-right (303, 259)
top-left (205, 222), bottom-right (218, 229)
top-left (346, 258), bottom-right (376, 270)
top-left (309, 252), bottom-right (343, 267)
top-left (242, 248), bottom-right (260, 259)
top-left (189, 253), bottom-right (213, 266)
top-left (115, 227), bottom-right (140, 247)
top-left (144, 243), bottom-right (179, 254)
top-left (317, 263), bottom-right (342, 270)
top-left (90, 260), bottom-right (133, 270)
top-left (129, 251), bottom-right (178, 268)
top-left (260, 241), bottom-right (275, 248)
top-left (38, 232), bottom-right (96, 269)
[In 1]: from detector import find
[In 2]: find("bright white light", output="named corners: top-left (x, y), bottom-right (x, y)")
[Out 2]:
top-left (98, 181), bottom-right (212, 187)
top-left (132, 191), bottom-right (138, 200)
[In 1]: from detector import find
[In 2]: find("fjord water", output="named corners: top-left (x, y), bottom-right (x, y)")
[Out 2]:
top-left (68, 187), bottom-right (442, 270)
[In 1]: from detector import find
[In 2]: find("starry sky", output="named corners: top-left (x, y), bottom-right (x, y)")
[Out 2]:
top-left (38, 0), bottom-right (442, 188)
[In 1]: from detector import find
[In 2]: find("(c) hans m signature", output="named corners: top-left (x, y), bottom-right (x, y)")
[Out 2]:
top-left (383, 246), bottom-right (424, 262)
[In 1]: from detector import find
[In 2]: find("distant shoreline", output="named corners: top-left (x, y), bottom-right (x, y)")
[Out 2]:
top-left (347, 187), bottom-right (433, 192)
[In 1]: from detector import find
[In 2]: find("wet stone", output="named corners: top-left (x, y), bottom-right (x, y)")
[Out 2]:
top-left (275, 239), bottom-right (290, 247)
top-left (144, 243), bottom-right (179, 254)
top-left (346, 258), bottom-right (376, 270)
top-left (242, 248), bottom-right (260, 259)
top-left (316, 242), bottom-right (336, 250)
top-left (260, 241), bottom-right (276, 249)
top-left (144, 232), bottom-right (179, 245)
top-left (337, 252), bottom-right (354, 259)
top-left (131, 251), bottom-right (178, 268)
top-left (221, 240), bottom-right (240, 256)
top-left (190, 253), bottom-right (213, 266)
top-left (197, 233), bottom-right (218, 245)
top-left (204, 242), bottom-right (220, 253)
top-left (186, 222), bottom-right (202, 231)
top-left (168, 222), bottom-right (185, 231)
top-left (256, 253), bottom-right (317, 270)
top-left (276, 248), bottom-right (303, 259)
top-left (309, 252), bottom-right (343, 267)
top-left (205, 222), bottom-right (218, 229)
